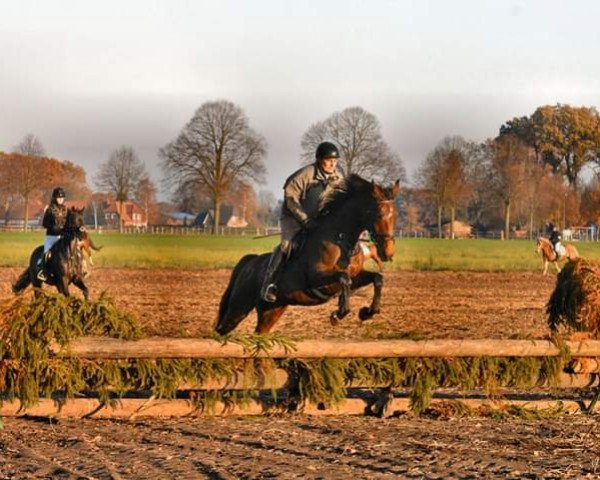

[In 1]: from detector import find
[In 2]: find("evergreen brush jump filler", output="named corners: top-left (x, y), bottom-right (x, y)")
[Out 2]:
top-left (547, 258), bottom-right (600, 337)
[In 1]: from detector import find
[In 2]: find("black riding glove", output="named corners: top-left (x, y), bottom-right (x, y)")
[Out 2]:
top-left (302, 219), bottom-right (318, 231)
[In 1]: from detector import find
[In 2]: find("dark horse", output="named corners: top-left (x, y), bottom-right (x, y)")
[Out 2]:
top-left (216, 174), bottom-right (400, 334)
top-left (12, 206), bottom-right (90, 299)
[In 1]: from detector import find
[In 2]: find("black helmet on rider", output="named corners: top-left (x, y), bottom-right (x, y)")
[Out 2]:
top-left (52, 187), bottom-right (65, 199)
top-left (315, 142), bottom-right (340, 161)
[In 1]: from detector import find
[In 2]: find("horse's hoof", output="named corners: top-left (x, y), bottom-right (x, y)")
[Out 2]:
top-left (359, 306), bottom-right (379, 321)
top-left (330, 312), bottom-right (339, 326)
top-left (359, 307), bottom-right (372, 321)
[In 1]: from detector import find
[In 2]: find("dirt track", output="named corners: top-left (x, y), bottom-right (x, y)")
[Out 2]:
top-left (2, 268), bottom-right (599, 479)
top-left (0, 268), bottom-right (555, 339)
top-left (1, 415), bottom-right (599, 479)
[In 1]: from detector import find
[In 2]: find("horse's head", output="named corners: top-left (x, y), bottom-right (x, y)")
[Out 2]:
top-left (370, 179), bottom-right (400, 262)
top-left (65, 206), bottom-right (87, 238)
top-left (535, 237), bottom-right (542, 254)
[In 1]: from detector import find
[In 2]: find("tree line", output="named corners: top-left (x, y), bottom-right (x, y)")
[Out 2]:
top-left (0, 101), bottom-right (405, 234)
top-left (414, 104), bottom-right (600, 239)
top-left (1, 101), bottom-right (599, 237)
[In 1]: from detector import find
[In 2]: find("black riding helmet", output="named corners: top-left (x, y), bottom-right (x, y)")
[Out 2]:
top-left (315, 142), bottom-right (340, 160)
top-left (52, 187), bottom-right (65, 199)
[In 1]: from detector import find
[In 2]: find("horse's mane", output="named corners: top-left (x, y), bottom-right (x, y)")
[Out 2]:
top-left (318, 174), bottom-right (375, 217)
top-left (538, 236), bottom-right (551, 245)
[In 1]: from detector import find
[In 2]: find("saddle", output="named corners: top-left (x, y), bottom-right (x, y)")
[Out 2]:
top-left (288, 230), bottom-right (308, 260)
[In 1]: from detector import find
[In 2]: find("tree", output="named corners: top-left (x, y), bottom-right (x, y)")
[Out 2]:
top-left (501, 104), bottom-right (600, 189)
top-left (160, 100), bottom-right (267, 234)
top-left (487, 135), bottom-right (533, 240)
top-left (300, 106), bottom-right (406, 182)
top-left (42, 159), bottom-right (91, 202)
top-left (226, 181), bottom-right (258, 226)
top-left (0, 152), bottom-right (50, 230)
top-left (95, 146), bottom-right (146, 231)
top-left (14, 133), bottom-right (45, 157)
top-left (257, 190), bottom-right (278, 227)
top-left (135, 175), bottom-right (159, 225)
top-left (1, 134), bottom-right (47, 230)
top-left (580, 179), bottom-right (600, 225)
top-left (171, 178), bottom-right (212, 214)
top-left (417, 136), bottom-right (473, 238)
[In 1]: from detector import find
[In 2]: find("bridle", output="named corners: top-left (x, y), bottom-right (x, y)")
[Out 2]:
top-left (370, 199), bottom-right (396, 247)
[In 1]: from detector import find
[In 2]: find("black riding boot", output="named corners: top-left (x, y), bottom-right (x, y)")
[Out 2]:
top-left (260, 247), bottom-right (285, 303)
top-left (37, 252), bottom-right (48, 281)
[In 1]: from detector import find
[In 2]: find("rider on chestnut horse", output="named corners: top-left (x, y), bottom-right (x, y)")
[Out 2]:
top-left (260, 141), bottom-right (343, 303)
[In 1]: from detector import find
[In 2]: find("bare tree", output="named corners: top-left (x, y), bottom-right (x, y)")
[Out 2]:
top-left (159, 100), bottom-right (267, 234)
top-left (300, 106), bottom-right (406, 182)
top-left (95, 146), bottom-right (146, 231)
top-left (14, 133), bottom-right (46, 157)
top-left (135, 175), bottom-right (158, 226)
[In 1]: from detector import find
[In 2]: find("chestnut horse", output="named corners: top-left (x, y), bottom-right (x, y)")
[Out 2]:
top-left (536, 236), bottom-right (579, 275)
top-left (215, 175), bottom-right (400, 334)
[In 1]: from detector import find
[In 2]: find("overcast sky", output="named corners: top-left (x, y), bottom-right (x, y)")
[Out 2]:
top-left (1, 0), bottom-right (599, 200)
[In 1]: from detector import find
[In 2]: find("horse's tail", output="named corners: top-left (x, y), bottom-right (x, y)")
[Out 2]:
top-left (216, 254), bottom-right (265, 335)
top-left (88, 236), bottom-right (103, 251)
top-left (12, 268), bottom-right (31, 294)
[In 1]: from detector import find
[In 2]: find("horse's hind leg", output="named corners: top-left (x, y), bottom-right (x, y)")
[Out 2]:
top-left (256, 305), bottom-right (287, 333)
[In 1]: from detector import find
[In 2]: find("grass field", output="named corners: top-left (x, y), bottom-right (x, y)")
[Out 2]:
top-left (1, 231), bottom-right (599, 271)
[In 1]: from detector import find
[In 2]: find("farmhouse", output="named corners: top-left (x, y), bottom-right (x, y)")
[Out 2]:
top-left (104, 199), bottom-right (147, 228)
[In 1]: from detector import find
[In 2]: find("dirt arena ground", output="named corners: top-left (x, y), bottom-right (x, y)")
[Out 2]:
top-left (2, 268), bottom-right (599, 479)
top-left (0, 268), bottom-right (555, 339)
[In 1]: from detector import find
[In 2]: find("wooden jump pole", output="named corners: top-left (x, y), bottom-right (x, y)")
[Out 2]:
top-left (50, 337), bottom-right (600, 359)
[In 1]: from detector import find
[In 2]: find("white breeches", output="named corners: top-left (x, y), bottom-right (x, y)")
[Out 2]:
top-left (44, 235), bottom-right (61, 253)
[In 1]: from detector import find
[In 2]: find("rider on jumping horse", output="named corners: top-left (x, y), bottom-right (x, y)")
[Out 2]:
top-left (260, 141), bottom-right (343, 303)
top-left (37, 187), bottom-right (68, 281)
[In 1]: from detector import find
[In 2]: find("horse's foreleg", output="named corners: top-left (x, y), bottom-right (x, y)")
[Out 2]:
top-left (351, 270), bottom-right (384, 321)
top-left (554, 261), bottom-right (561, 273)
top-left (56, 276), bottom-right (70, 297)
top-left (72, 277), bottom-right (89, 301)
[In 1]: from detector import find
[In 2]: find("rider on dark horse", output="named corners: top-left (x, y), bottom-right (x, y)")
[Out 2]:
top-left (37, 187), bottom-right (68, 281)
top-left (260, 142), bottom-right (343, 302)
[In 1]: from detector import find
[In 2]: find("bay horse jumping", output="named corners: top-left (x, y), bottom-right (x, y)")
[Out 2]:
top-left (215, 175), bottom-right (400, 334)
top-left (12, 207), bottom-right (91, 299)
top-left (536, 236), bottom-right (579, 275)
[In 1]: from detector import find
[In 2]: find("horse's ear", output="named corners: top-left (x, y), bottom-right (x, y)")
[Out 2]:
top-left (391, 179), bottom-right (401, 197)
top-left (371, 180), bottom-right (385, 199)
